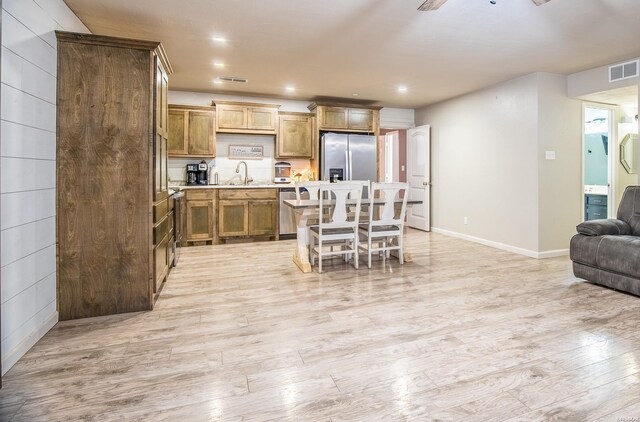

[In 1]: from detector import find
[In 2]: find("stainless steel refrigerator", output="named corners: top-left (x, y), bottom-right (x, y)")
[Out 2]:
top-left (320, 132), bottom-right (377, 182)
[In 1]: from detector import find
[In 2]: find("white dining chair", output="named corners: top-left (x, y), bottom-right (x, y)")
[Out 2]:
top-left (358, 182), bottom-right (409, 269)
top-left (294, 181), bottom-right (325, 201)
top-left (309, 182), bottom-right (363, 273)
top-left (337, 180), bottom-right (370, 222)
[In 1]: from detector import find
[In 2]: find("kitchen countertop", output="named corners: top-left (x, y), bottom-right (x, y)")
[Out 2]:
top-left (170, 183), bottom-right (294, 190)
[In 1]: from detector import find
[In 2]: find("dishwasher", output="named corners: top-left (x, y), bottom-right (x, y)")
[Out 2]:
top-left (279, 187), bottom-right (298, 239)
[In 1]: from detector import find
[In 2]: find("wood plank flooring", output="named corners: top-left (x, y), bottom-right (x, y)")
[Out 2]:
top-left (1, 230), bottom-right (640, 421)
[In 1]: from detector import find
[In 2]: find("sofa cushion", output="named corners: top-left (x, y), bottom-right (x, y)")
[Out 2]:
top-left (576, 219), bottom-right (631, 236)
top-left (570, 234), bottom-right (602, 267)
top-left (596, 235), bottom-right (640, 279)
top-left (617, 186), bottom-right (640, 236)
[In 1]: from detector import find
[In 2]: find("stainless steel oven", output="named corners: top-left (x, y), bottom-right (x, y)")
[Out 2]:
top-left (172, 191), bottom-right (185, 265)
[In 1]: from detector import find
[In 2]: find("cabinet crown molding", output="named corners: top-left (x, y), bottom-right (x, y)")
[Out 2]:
top-left (212, 100), bottom-right (281, 109)
top-left (307, 102), bottom-right (383, 112)
top-left (169, 104), bottom-right (215, 111)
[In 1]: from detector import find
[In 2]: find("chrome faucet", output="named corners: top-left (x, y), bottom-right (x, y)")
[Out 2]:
top-left (235, 161), bottom-right (252, 185)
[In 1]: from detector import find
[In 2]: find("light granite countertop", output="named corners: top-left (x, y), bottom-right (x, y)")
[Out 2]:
top-left (170, 183), bottom-right (294, 190)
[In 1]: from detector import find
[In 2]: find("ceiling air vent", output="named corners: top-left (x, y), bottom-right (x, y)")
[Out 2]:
top-left (217, 76), bottom-right (248, 83)
top-left (609, 60), bottom-right (639, 82)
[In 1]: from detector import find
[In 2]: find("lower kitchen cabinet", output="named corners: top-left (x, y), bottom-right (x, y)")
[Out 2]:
top-left (186, 190), bottom-right (216, 243)
top-left (182, 188), bottom-right (278, 244)
top-left (218, 189), bottom-right (279, 241)
top-left (218, 201), bottom-right (249, 237)
top-left (249, 201), bottom-right (278, 236)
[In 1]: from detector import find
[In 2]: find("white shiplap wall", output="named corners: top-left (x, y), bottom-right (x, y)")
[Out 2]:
top-left (1, 0), bottom-right (88, 374)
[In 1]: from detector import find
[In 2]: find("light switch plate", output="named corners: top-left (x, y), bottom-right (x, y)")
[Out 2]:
top-left (545, 151), bottom-right (556, 160)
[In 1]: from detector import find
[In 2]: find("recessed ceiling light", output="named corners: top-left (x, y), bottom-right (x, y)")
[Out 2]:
top-left (285, 85), bottom-right (295, 93)
top-left (214, 62), bottom-right (225, 68)
top-left (398, 86), bottom-right (408, 93)
top-left (352, 93), bottom-right (359, 97)
top-left (213, 78), bottom-right (223, 85)
top-left (212, 36), bottom-right (227, 43)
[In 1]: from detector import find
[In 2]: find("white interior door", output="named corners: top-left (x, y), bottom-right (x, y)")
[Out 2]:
top-left (407, 125), bottom-right (431, 231)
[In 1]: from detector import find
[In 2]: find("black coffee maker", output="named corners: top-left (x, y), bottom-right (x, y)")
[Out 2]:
top-left (186, 161), bottom-right (209, 185)
top-left (196, 161), bottom-right (208, 185)
top-left (186, 164), bottom-right (198, 185)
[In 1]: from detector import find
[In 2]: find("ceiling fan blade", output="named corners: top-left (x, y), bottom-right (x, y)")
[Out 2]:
top-left (531, 0), bottom-right (552, 5)
top-left (418, 0), bottom-right (448, 11)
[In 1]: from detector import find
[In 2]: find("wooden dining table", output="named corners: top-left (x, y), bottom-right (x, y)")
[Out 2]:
top-left (283, 198), bottom-right (423, 273)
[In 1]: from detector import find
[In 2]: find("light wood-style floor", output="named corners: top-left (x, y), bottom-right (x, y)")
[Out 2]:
top-left (2, 230), bottom-right (640, 421)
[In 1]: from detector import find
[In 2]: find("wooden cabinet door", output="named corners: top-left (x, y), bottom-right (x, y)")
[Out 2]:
top-left (322, 107), bottom-right (348, 129)
top-left (154, 59), bottom-right (169, 201)
top-left (248, 107), bottom-right (277, 131)
top-left (248, 200), bottom-right (278, 236)
top-left (217, 105), bottom-right (248, 130)
top-left (154, 235), bottom-right (169, 293)
top-left (277, 114), bottom-right (312, 158)
top-left (348, 109), bottom-right (373, 131)
top-left (218, 200), bottom-right (249, 237)
top-left (186, 200), bottom-right (214, 241)
top-left (188, 110), bottom-right (215, 156)
top-left (156, 60), bottom-right (169, 137)
top-left (154, 132), bottom-right (168, 201)
top-left (168, 109), bottom-right (188, 155)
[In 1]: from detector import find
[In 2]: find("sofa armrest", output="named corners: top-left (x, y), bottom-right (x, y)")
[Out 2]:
top-left (576, 219), bottom-right (631, 236)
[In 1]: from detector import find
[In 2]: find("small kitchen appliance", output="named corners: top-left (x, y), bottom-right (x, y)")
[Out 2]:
top-left (196, 160), bottom-right (208, 185)
top-left (274, 162), bottom-right (292, 183)
top-left (186, 163), bottom-right (198, 185)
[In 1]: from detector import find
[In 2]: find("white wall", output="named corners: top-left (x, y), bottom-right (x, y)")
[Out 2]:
top-left (536, 74), bottom-right (583, 253)
top-left (415, 74), bottom-right (541, 254)
top-left (380, 107), bottom-right (414, 130)
top-left (415, 73), bottom-right (582, 257)
top-left (1, 0), bottom-right (88, 374)
top-left (568, 56), bottom-right (639, 99)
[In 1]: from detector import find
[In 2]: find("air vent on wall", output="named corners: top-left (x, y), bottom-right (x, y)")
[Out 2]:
top-left (217, 76), bottom-right (248, 83)
top-left (609, 60), bottom-right (639, 82)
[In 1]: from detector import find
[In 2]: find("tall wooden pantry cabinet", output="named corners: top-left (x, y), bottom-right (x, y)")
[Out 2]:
top-left (56, 32), bottom-right (172, 320)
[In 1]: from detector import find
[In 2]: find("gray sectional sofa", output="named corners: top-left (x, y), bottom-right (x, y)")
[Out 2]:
top-left (570, 186), bottom-right (640, 296)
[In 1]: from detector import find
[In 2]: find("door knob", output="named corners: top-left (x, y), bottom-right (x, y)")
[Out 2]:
top-left (423, 181), bottom-right (431, 186)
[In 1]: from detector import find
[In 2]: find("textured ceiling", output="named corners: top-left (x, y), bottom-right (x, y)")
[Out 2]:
top-left (63, 0), bottom-right (640, 108)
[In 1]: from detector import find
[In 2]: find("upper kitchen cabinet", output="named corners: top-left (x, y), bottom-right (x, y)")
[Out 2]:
top-left (56, 31), bottom-right (172, 320)
top-left (308, 103), bottom-right (381, 133)
top-left (168, 105), bottom-right (216, 157)
top-left (276, 112), bottom-right (313, 158)
top-left (213, 101), bottom-right (280, 134)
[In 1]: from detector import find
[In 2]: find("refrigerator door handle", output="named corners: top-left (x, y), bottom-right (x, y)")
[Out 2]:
top-left (348, 151), bottom-right (353, 180)
top-left (344, 150), bottom-right (350, 181)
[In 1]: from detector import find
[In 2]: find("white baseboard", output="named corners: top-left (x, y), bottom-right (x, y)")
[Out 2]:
top-left (2, 311), bottom-right (58, 375)
top-left (537, 249), bottom-right (570, 259)
top-left (431, 227), bottom-right (569, 259)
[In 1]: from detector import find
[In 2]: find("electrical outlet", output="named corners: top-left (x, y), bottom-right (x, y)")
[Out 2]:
top-left (464, 217), bottom-right (468, 225)
top-left (401, 165), bottom-right (405, 171)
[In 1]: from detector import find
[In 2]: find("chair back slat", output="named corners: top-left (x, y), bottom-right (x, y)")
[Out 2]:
top-left (337, 180), bottom-right (369, 199)
top-left (369, 182), bottom-right (409, 226)
top-left (295, 181), bottom-right (325, 200)
top-left (380, 187), bottom-right (400, 221)
top-left (319, 183), bottom-right (363, 229)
